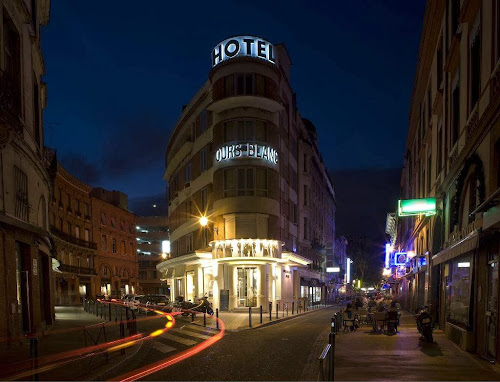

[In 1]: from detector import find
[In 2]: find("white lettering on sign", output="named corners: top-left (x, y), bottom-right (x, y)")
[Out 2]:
top-left (215, 143), bottom-right (278, 164)
top-left (212, 36), bottom-right (276, 68)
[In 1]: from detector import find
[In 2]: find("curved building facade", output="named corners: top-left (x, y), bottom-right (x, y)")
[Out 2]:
top-left (158, 36), bottom-right (336, 311)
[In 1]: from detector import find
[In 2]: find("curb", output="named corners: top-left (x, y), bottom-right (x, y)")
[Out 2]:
top-left (189, 305), bottom-right (337, 332)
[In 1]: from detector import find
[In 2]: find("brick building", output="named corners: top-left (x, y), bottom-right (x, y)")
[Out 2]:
top-left (47, 158), bottom-right (97, 304)
top-left (158, 36), bottom-right (336, 311)
top-left (91, 188), bottom-right (138, 298)
top-left (0, 0), bottom-right (53, 346)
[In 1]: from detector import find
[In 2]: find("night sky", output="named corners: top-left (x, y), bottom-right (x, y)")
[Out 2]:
top-left (41, 1), bottom-right (425, 236)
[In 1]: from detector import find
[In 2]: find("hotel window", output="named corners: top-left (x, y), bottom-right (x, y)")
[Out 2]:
top-left (121, 240), bottom-right (126, 255)
top-left (112, 238), bottom-right (117, 253)
top-left (291, 202), bottom-right (298, 224)
top-left (186, 234), bottom-right (193, 253)
top-left (85, 229), bottom-right (90, 242)
top-left (304, 185), bottom-right (308, 206)
top-left (290, 168), bottom-right (298, 191)
top-left (201, 187), bottom-right (208, 212)
top-left (111, 217), bottom-right (116, 228)
top-left (100, 212), bottom-right (107, 226)
top-left (67, 222), bottom-right (71, 235)
top-left (451, 73), bottom-right (460, 146)
top-left (223, 168), bottom-right (267, 197)
top-left (469, 14), bottom-right (481, 112)
top-left (84, 202), bottom-right (89, 217)
top-left (201, 147), bottom-right (208, 172)
top-left (437, 36), bottom-right (443, 88)
top-left (185, 162), bottom-right (192, 184)
top-left (102, 235), bottom-right (107, 251)
top-left (451, 0), bottom-right (460, 35)
top-left (59, 217), bottom-right (63, 230)
top-left (200, 109), bottom-right (207, 133)
top-left (303, 154), bottom-right (308, 172)
top-left (57, 187), bottom-right (62, 203)
top-left (304, 217), bottom-right (309, 240)
top-left (223, 119), bottom-right (266, 143)
top-left (437, 119), bottom-right (443, 174)
top-left (202, 227), bottom-right (209, 247)
top-left (427, 85), bottom-right (432, 124)
top-left (427, 151), bottom-right (432, 194)
top-left (66, 193), bottom-right (71, 209)
top-left (75, 198), bottom-right (80, 214)
top-left (75, 226), bottom-right (80, 239)
top-left (33, 78), bottom-right (40, 145)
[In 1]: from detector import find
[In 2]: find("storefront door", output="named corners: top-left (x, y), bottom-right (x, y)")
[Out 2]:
top-left (237, 268), bottom-right (257, 307)
top-left (486, 256), bottom-right (498, 359)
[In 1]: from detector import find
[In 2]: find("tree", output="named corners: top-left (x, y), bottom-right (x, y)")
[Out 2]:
top-left (346, 235), bottom-right (384, 286)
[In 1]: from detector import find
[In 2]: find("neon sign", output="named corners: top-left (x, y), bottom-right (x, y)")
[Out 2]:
top-left (393, 252), bottom-right (407, 266)
top-left (215, 143), bottom-right (278, 164)
top-left (398, 198), bottom-right (436, 217)
top-left (212, 36), bottom-right (276, 68)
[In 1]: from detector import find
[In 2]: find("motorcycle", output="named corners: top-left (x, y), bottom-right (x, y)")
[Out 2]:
top-left (163, 296), bottom-right (214, 316)
top-left (415, 306), bottom-right (434, 343)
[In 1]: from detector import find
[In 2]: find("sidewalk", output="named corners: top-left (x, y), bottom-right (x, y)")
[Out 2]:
top-left (0, 305), bottom-right (143, 381)
top-left (189, 303), bottom-right (340, 331)
top-left (304, 310), bottom-right (500, 381)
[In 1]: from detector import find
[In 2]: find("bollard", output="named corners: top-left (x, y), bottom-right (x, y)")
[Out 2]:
top-left (216, 308), bottom-right (219, 330)
top-left (191, 313), bottom-right (195, 322)
top-left (331, 317), bottom-right (335, 332)
top-left (292, 301), bottom-right (295, 315)
top-left (260, 305), bottom-right (263, 324)
top-left (329, 330), bottom-right (336, 381)
top-left (96, 301), bottom-right (99, 317)
top-left (283, 304), bottom-right (285, 318)
top-left (115, 305), bottom-right (118, 323)
top-left (30, 338), bottom-right (39, 381)
top-left (276, 303), bottom-right (278, 319)
top-left (131, 309), bottom-right (137, 335)
top-left (269, 302), bottom-right (272, 321)
top-left (119, 321), bottom-right (125, 355)
top-left (249, 307), bottom-right (252, 328)
top-left (298, 301), bottom-right (301, 314)
top-left (203, 313), bottom-right (206, 327)
top-left (286, 303), bottom-right (289, 317)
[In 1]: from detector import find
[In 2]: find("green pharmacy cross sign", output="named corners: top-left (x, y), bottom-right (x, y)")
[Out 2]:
top-left (398, 198), bottom-right (436, 217)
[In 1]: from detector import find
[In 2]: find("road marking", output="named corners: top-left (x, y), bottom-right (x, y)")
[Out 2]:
top-left (152, 341), bottom-right (176, 354)
top-left (162, 333), bottom-right (197, 346)
top-left (184, 324), bottom-right (218, 334)
top-left (171, 328), bottom-right (212, 340)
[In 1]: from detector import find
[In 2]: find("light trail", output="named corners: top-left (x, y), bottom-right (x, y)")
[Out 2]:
top-left (115, 315), bottom-right (226, 382)
top-left (0, 302), bottom-right (177, 381)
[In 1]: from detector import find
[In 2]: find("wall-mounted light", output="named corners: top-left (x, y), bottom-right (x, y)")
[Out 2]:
top-left (199, 216), bottom-right (208, 227)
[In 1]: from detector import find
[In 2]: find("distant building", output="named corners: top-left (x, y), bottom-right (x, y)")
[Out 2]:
top-left (137, 216), bottom-right (169, 295)
top-left (91, 188), bottom-right (138, 298)
top-left (47, 160), bottom-right (97, 305)
top-left (0, 0), bottom-right (53, 345)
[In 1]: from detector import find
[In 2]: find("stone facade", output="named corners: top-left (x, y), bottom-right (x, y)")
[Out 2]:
top-left (0, 0), bottom-right (53, 347)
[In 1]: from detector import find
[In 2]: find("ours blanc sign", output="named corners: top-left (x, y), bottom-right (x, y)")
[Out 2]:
top-left (212, 36), bottom-right (276, 68)
top-left (215, 143), bottom-right (278, 164)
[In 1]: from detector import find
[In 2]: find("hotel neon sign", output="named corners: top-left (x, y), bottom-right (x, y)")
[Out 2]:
top-left (212, 36), bottom-right (276, 68)
top-left (215, 143), bottom-right (278, 164)
top-left (398, 198), bottom-right (436, 217)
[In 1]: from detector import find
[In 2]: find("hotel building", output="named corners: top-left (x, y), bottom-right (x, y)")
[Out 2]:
top-left (158, 36), bottom-right (336, 311)
top-left (394, 0), bottom-right (500, 361)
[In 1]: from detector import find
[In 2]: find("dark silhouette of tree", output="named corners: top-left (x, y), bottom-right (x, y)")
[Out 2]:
top-left (346, 235), bottom-right (384, 286)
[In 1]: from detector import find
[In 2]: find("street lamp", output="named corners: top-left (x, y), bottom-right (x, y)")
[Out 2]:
top-left (199, 216), bottom-right (208, 227)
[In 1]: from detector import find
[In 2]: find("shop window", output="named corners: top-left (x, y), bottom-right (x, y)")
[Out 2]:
top-left (445, 254), bottom-right (473, 328)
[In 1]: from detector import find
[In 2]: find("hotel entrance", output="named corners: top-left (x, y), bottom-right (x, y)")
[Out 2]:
top-left (237, 267), bottom-right (257, 307)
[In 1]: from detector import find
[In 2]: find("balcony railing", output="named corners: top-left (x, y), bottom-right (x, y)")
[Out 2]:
top-left (51, 225), bottom-right (97, 249)
top-left (58, 263), bottom-right (97, 276)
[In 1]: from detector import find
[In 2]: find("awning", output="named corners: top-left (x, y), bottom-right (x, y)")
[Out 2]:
top-left (432, 230), bottom-right (479, 266)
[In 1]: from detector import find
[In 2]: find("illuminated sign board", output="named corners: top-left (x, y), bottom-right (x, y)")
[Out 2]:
top-left (215, 143), bottom-right (278, 164)
top-left (162, 240), bottom-right (170, 254)
top-left (326, 267), bottom-right (340, 273)
top-left (393, 252), bottom-right (407, 266)
top-left (398, 198), bottom-right (436, 217)
top-left (212, 36), bottom-right (276, 68)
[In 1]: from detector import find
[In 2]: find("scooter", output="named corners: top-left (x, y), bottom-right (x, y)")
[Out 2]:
top-left (415, 306), bottom-right (434, 343)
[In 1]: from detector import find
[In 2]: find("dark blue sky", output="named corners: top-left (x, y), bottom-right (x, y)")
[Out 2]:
top-left (41, 0), bottom-right (425, 203)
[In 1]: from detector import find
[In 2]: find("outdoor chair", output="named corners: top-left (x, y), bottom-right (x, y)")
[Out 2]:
top-left (373, 312), bottom-right (386, 332)
top-left (386, 311), bottom-right (399, 333)
top-left (357, 308), bottom-right (368, 324)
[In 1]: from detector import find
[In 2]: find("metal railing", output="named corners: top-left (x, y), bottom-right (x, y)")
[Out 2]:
top-left (59, 263), bottom-right (97, 275)
top-left (51, 225), bottom-right (97, 249)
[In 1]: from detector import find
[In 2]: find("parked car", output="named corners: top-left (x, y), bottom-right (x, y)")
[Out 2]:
top-left (128, 295), bottom-right (144, 310)
top-left (140, 294), bottom-right (169, 308)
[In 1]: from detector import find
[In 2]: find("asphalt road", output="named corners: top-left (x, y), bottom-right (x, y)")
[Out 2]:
top-left (139, 308), bottom-right (334, 381)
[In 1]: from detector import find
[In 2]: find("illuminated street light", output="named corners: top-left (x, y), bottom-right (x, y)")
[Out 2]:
top-left (199, 216), bottom-right (208, 227)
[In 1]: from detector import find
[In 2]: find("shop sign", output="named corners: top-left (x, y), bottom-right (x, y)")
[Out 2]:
top-left (215, 143), bottom-right (278, 164)
top-left (398, 198), bottom-right (436, 217)
top-left (212, 36), bottom-right (276, 68)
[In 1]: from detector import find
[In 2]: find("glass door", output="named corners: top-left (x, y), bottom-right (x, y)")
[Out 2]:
top-left (237, 268), bottom-right (257, 307)
top-left (486, 257), bottom-right (499, 359)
